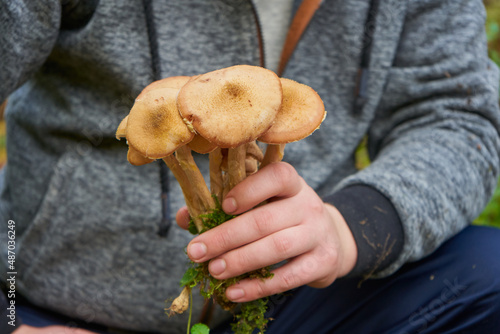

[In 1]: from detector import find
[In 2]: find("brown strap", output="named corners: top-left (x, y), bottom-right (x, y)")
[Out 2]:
top-left (0, 100), bottom-right (7, 120)
top-left (277, 0), bottom-right (322, 77)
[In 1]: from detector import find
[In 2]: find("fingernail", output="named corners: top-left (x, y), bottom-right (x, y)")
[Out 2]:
top-left (209, 259), bottom-right (226, 276)
top-left (227, 288), bottom-right (245, 301)
top-left (223, 197), bottom-right (237, 213)
top-left (188, 242), bottom-right (207, 260)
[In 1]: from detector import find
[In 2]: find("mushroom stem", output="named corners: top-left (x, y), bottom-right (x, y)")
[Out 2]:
top-left (162, 155), bottom-right (204, 232)
top-left (260, 143), bottom-right (286, 169)
top-left (175, 145), bottom-right (215, 212)
top-left (245, 158), bottom-right (258, 176)
top-left (246, 141), bottom-right (264, 162)
top-left (244, 141), bottom-right (263, 176)
top-left (209, 147), bottom-right (224, 202)
top-left (226, 145), bottom-right (247, 194)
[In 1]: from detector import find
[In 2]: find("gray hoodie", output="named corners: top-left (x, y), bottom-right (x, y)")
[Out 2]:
top-left (0, 0), bottom-right (499, 333)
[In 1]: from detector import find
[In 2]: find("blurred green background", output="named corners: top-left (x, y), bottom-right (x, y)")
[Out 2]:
top-left (0, 1), bottom-right (499, 226)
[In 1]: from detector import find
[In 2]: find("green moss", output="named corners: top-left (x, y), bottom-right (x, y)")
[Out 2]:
top-left (180, 196), bottom-right (274, 333)
top-left (198, 197), bottom-right (237, 232)
top-left (231, 298), bottom-right (269, 334)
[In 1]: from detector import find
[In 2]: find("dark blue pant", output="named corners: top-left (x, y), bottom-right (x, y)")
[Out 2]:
top-left (20, 226), bottom-right (500, 333)
top-left (212, 225), bottom-right (500, 334)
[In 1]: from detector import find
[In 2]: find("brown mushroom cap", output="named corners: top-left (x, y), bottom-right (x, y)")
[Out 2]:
top-left (258, 78), bottom-right (325, 144)
top-left (137, 76), bottom-right (191, 99)
top-left (177, 65), bottom-right (282, 148)
top-left (141, 76), bottom-right (218, 154)
top-left (188, 134), bottom-right (218, 154)
top-left (127, 145), bottom-right (155, 166)
top-left (126, 88), bottom-right (194, 158)
top-left (116, 115), bottom-right (129, 140)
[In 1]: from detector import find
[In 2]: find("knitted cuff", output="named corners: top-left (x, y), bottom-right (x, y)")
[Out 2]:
top-left (324, 184), bottom-right (404, 278)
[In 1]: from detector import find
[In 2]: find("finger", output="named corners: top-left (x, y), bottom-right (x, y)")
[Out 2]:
top-left (222, 162), bottom-right (303, 215)
top-left (187, 197), bottom-right (304, 262)
top-left (208, 225), bottom-right (315, 280)
top-left (225, 252), bottom-right (334, 302)
top-left (176, 206), bottom-right (190, 230)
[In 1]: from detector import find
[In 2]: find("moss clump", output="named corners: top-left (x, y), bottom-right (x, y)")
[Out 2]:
top-left (231, 298), bottom-right (270, 334)
top-left (187, 197), bottom-right (237, 234)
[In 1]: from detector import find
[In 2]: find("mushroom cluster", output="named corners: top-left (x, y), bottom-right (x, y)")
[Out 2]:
top-left (116, 65), bottom-right (325, 331)
top-left (117, 65), bottom-right (325, 232)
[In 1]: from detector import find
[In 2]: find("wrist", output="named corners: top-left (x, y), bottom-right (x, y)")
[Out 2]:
top-left (325, 203), bottom-right (358, 277)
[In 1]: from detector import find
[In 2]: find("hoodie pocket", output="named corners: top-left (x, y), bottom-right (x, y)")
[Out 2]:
top-left (14, 147), bottom-right (197, 330)
top-left (17, 151), bottom-right (83, 282)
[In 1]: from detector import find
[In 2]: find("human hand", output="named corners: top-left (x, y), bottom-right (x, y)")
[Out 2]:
top-left (176, 162), bottom-right (357, 303)
top-left (13, 324), bottom-right (98, 334)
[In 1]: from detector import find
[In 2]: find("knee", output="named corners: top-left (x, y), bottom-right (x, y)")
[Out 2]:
top-left (451, 226), bottom-right (500, 279)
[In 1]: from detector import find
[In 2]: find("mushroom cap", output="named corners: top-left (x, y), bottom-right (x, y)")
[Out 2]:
top-left (116, 115), bottom-right (129, 140)
top-left (188, 134), bottom-right (218, 154)
top-left (127, 145), bottom-right (155, 166)
top-left (177, 65), bottom-right (282, 148)
top-left (258, 78), bottom-right (325, 144)
top-left (137, 76), bottom-right (191, 99)
top-left (126, 88), bottom-right (194, 158)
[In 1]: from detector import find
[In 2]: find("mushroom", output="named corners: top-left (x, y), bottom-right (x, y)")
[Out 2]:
top-left (117, 70), bottom-right (325, 232)
top-left (177, 65), bottom-right (282, 196)
top-left (120, 87), bottom-right (214, 231)
top-left (136, 75), bottom-right (218, 153)
top-left (137, 76), bottom-right (191, 99)
top-left (138, 75), bottom-right (219, 181)
top-left (116, 66), bottom-right (328, 328)
top-left (126, 88), bottom-right (194, 159)
top-left (259, 78), bottom-right (326, 168)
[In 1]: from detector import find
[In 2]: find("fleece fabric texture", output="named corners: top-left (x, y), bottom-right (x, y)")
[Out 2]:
top-left (0, 0), bottom-right (499, 332)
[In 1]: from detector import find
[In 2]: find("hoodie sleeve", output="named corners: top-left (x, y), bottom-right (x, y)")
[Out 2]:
top-left (334, 0), bottom-right (500, 277)
top-left (0, 0), bottom-right (61, 102)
